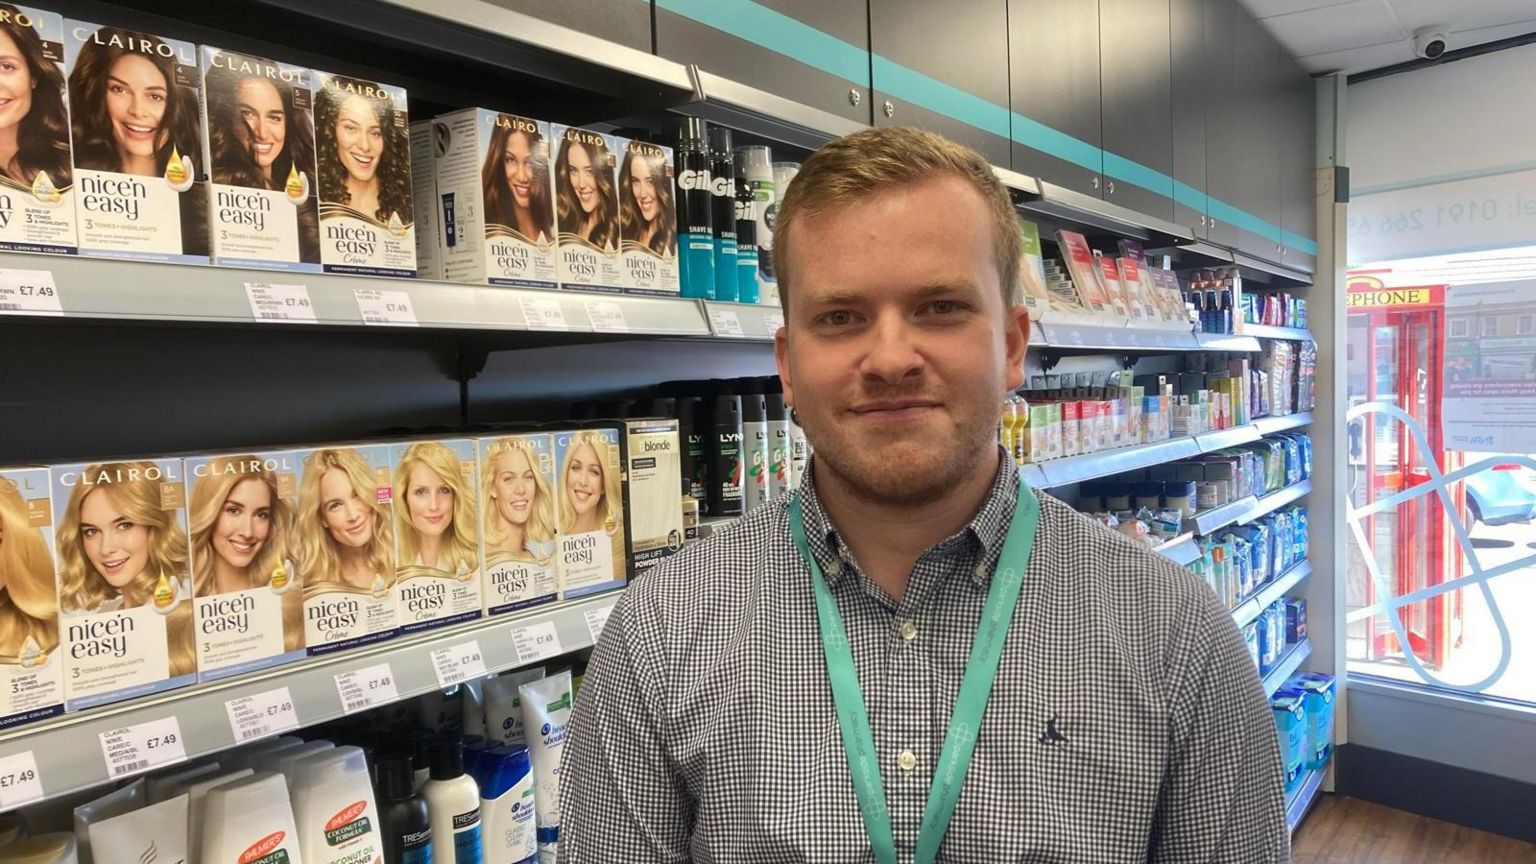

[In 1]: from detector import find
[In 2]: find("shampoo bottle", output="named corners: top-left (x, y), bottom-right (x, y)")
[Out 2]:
top-left (473, 746), bottom-right (536, 864)
top-left (200, 773), bottom-right (301, 864)
top-left (421, 737), bottom-right (482, 864)
top-left (376, 754), bottom-right (433, 864)
top-left (290, 747), bottom-right (385, 864)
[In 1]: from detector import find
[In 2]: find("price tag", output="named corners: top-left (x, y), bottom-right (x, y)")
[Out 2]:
top-left (0, 269), bottom-right (62, 316)
top-left (335, 663), bottom-right (399, 715)
top-left (353, 288), bottom-right (418, 326)
top-left (224, 686), bottom-right (300, 743)
top-left (0, 751), bottom-right (43, 810)
top-left (511, 620), bottom-right (564, 665)
top-left (430, 641), bottom-right (487, 688)
top-left (583, 299), bottom-right (629, 333)
top-left (98, 716), bottom-right (186, 780)
top-left (764, 311), bottom-right (785, 334)
top-left (584, 605), bottom-right (613, 644)
top-left (245, 282), bottom-right (317, 323)
top-left (519, 295), bottom-right (569, 330)
top-left (709, 307), bottom-right (744, 337)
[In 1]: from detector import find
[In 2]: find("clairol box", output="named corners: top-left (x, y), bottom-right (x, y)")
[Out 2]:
top-left (199, 47), bottom-right (319, 271)
top-left (0, 467), bottom-right (64, 729)
top-left (293, 444), bottom-right (397, 655)
top-left (312, 70), bottom-right (415, 276)
top-left (622, 418), bottom-right (683, 574)
top-left (437, 108), bottom-right (557, 289)
top-left (184, 449), bottom-right (305, 682)
top-left (65, 20), bottom-right (207, 263)
top-left (391, 438), bottom-right (482, 634)
top-left (50, 458), bottom-right (196, 710)
top-left (476, 433), bottom-right (558, 615)
top-left (408, 119), bottom-right (441, 280)
top-left (0, 5), bottom-right (76, 255)
top-left (552, 426), bottom-right (628, 599)
top-left (617, 138), bottom-right (680, 297)
top-left (550, 123), bottom-right (622, 292)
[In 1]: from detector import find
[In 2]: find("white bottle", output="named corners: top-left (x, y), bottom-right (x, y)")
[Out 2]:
top-left (272, 741), bottom-right (335, 788)
top-left (181, 769), bottom-right (253, 862)
top-left (421, 737), bottom-right (482, 864)
top-left (201, 773), bottom-right (302, 864)
top-left (289, 747), bottom-right (385, 864)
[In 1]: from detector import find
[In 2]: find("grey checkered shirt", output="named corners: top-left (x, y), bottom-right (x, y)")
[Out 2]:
top-left (561, 454), bottom-right (1290, 862)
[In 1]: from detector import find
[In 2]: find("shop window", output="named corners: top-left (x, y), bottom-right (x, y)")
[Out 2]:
top-left (1481, 317), bottom-right (1499, 336)
top-left (1519, 315), bottom-right (1534, 335)
top-left (1449, 319), bottom-right (1470, 338)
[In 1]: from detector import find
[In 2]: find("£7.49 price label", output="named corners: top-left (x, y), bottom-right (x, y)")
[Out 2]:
top-left (353, 287), bottom-right (418, 326)
top-left (431, 641), bottom-right (487, 688)
top-left (0, 269), bottom-right (62, 316)
top-left (335, 663), bottom-right (398, 715)
top-left (98, 716), bottom-right (186, 780)
top-left (225, 686), bottom-right (300, 743)
top-left (511, 620), bottom-right (564, 666)
top-left (0, 751), bottom-right (43, 810)
top-left (245, 282), bottom-right (317, 323)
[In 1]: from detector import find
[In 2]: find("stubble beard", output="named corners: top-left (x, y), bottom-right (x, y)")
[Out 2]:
top-left (806, 400), bottom-right (1001, 509)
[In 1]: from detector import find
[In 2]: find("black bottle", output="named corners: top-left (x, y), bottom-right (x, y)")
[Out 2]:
top-left (677, 396), bottom-right (706, 506)
top-left (707, 391), bottom-right (744, 517)
top-left (376, 753), bottom-right (433, 864)
top-left (708, 126), bottom-right (738, 301)
top-left (676, 118), bottom-right (715, 299)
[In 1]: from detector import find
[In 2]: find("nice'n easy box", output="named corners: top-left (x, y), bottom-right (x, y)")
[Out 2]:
top-left (200, 47), bottom-right (320, 271)
top-left (477, 433), bottom-right (558, 615)
top-left (553, 426), bottom-right (628, 598)
top-left (294, 444), bottom-right (397, 655)
top-left (50, 458), bottom-right (196, 710)
top-left (65, 20), bottom-right (207, 263)
top-left (391, 438), bottom-right (482, 634)
top-left (551, 124), bottom-right (622, 292)
top-left (616, 138), bottom-right (680, 297)
top-left (0, 467), bottom-right (64, 729)
top-left (312, 71), bottom-right (415, 276)
top-left (408, 120), bottom-right (441, 280)
top-left (184, 450), bottom-right (305, 682)
top-left (0, 6), bottom-right (77, 255)
top-left (437, 108), bottom-right (558, 289)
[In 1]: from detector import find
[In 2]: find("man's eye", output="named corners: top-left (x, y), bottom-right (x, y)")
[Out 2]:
top-left (819, 310), bottom-right (855, 327)
top-left (925, 300), bottom-right (963, 315)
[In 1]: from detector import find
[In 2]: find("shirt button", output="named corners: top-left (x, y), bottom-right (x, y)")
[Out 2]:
top-left (898, 619), bottom-right (918, 642)
top-left (897, 750), bottom-right (917, 772)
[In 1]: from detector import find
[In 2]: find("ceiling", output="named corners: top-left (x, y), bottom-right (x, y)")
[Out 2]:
top-left (1240, 0), bottom-right (1536, 75)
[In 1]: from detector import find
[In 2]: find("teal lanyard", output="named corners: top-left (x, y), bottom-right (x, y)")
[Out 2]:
top-left (787, 480), bottom-right (1039, 864)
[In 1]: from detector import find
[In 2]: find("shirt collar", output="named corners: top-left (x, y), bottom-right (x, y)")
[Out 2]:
top-left (795, 448), bottom-right (1022, 589)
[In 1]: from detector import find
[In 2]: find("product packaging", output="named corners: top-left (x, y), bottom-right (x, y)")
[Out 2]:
top-left (182, 768), bottom-right (253, 857)
top-left (312, 70), bottom-right (415, 276)
top-left (707, 126), bottom-right (737, 301)
top-left (618, 137), bottom-right (680, 296)
top-left (0, 467), bottom-right (63, 728)
top-left (409, 120), bottom-right (442, 280)
top-left (1270, 688), bottom-right (1307, 789)
top-left (272, 740), bottom-right (335, 785)
top-left (0, 7), bottom-right (76, 254)
top-left (72, 779), bottom-right (143, 864)
top-left (477, 434), bottom-right (558, 615)
top-left (732, 144), bottom-right (768, 303)
top-left (185, 450), bottom-right (305, 680)
top-left (518, 671), bottom-right (572, 863)
top-left (0, 834), bottom-right (76, 864)
top-left (762, 160), bottom-right (798, 305)
top-left (437, 109), bottom-right (557, 289)
top-left (740, 385), bottom-right (770, 512)
top-left (483, 666), bottom-right (545, 748)
top-left (474, 744), bottom-right (538, 864)
top-left (1016, 220), bottom-right (1050, 319)
top-left (291, 746), bottom-right (384, 864)
top-left (376, 753), bottom-right (432, 864)
top-left (550, 124), bottom-right (622, 291)
top-left (421, 738), bottom-right (481, 864)
top-left (1292, 671), bottom-right (1336, 769)
top-left (294, 445), bottom-right (397, 655)
top-left (674, 118), bottom-right (713, 300)
top-left (200, 772), bottom-right (301, 864)
top-left (392, 439), bottom-right (483, 634)
top-left (1056, 231), bottom-right (1111, 315)
top-left (51, 459), bottom-right (195, 709)
top-left (65, 20), bottom-right (205, 263)
top-left (145, 760), bottom-right (219, 803)
top-left (705, 394), bottom-right (744, 518)
top-left (623, 418), bottom-right (684, 574)
top-left (419, 683), bottom-right (464, 733)
top-left (199, 47), bottom-right (319, 270)
top-left (224, 735), bottom-right (300, 773)
top-left (462, 677), bottom-right (487, 738)
top-left (87, 795), bottom-right (186, 864)
top-left (552, 427), bottom-right (627, 599)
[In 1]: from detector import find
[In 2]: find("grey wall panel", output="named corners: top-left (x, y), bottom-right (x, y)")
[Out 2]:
top-left (874, 98), bottom-right (1013, 173)
top-left (482, 0), bottom-right (652, 52)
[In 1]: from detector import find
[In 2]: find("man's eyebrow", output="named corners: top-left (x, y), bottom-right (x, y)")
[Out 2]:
top-left (804, 281), bottom-right (978, 307)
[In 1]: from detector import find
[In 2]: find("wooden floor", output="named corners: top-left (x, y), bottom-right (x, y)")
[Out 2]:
top-left (1293, 794), bottom-right (1536, 863)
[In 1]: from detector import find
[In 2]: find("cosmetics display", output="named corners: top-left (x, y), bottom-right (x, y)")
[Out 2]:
top-left (312, 71), bottom-right (416, 277)
top-left (0, 6), bottom-right (76, 256)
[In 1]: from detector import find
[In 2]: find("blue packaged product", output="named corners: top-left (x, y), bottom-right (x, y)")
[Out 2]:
top-left (1243, 623), bottom-right (1260, 672)
top-left (1285, 598), bottom-right (1307, 643)
top-left (1270, 688), bottom-right (1307, 790)
top-left (1255, 613), bottom-right (1274, 676)
top-left (1281, 436), bottom-right (1302, 486)
top-left (1291, 672), bottom-right (1336, 769)
top-left (1298, 435), bottom-right (1313, 479)
top-left (463, 735), bottom-right (494, 777)
top-left (474, 744), bottom-right (538, 864)
top-left (1291, 506), bottom-right (1309, 561)
top-left (1231, 535), bottom-right (1253, 598)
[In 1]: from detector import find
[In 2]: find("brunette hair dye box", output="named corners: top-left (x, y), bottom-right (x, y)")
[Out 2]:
top-left (312, 71), bottom-right (415, 276)
top-left (438, 108), bottom-right (557, 289)
top-left (391, 438), bottom-right (483, 634)
top-left (0, 466), bottom-right (64, 729)
top-left (617, 138), bottom-right (680, 297)
top-left (0, 5), bottom-right (77, 255)
top-left (550, 123), bottom-right (622, 292)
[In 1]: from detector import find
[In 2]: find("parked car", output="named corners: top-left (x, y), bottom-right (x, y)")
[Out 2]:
top-left (1465, 463), bottom-right (1536, 526)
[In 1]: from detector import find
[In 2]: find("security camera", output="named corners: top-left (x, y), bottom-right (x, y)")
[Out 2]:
top-left (1413, 27), bottom-right (1448, 60)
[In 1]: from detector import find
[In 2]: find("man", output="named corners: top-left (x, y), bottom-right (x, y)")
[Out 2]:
top-left (560, 127), bottom-right (1289, 862)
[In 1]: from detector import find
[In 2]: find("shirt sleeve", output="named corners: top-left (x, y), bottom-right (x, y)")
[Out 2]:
top-left (1148, 587), bottom-right (1292, 864)
top-left (558, 587), bottom-right (694, 863)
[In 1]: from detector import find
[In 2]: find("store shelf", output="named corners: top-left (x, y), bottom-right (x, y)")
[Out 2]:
top-left (1286, 763), bottom-right (1328, 835)
top-left (1019, 464), bottom-right (1048, 488)
top-left (1036, 320), bottom-right (1199, 351)
top-left (1243, 479), bottom-right (1312, 523)
top-left (1253, 412), bottom-right (1314, 435)
top-left (700, 300), bottom-right (784, 340)
top-left (1196, 425), bottom-right (1263, 452)
top-left (1145, 241), bottom-right (1236, 271)
top-left (993, 167), bottom-right (1042, 198)
top-left (1242, 324), bottom-right (1315, 342)
top-left (0, 593), bottom-right (618, 804)
top-left (0, 252), bottom-right (714, 337)
top-left (1036, 436), bottom-right (1203, 488)
top-left (1194, 332), bottom-right (1263, 352)
top-left (1233, 559), bottom-right (1314, 630)
top-left (1231, 251), bottom-right (1313, 288)
top-left (1193, 495), bottom-right (1261, 536)
top-left (1021, 181), bottom-right (1195, 248)
top-left (1263, 639), bottom-right (1312, 698)
top-left (687, 67), bottom-right (868, 151)
top-left (1153, 533), bottom-right (1202, 567)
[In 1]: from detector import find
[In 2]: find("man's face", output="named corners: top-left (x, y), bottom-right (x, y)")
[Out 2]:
top-left (775, 174), bottom-right (1028, 506)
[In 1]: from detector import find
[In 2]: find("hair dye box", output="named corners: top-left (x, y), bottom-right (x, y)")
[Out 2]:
top-left (408, 120), bottom-right (441, 280)
top-left (476, 433), bottom-right (558, 615)
top-left (552, 425), bottom-right (629, 599)
top-left (50, 458), bottom-right (196, 710)
top-left (0, 467), bottom-right (64, 729)
top-left (65, 20), bottom-right (207, 263)
top-left (437, 108), bottom-right (557, 289)
top-left (391, 438), bottom-right (482, 634)
top-left (199, 47), bottom-right (319, 271)
top-left (616, 138), bottom-right (680, 297)
top-left (0, 6), bottom-right (76, 254)
top-left (623, 418), bottom-right (683, 574)
top-left (293, 444), bottom-right (397, 655)
top-left (550, 124), bottom-right (622, 292)
top-left (312, 71), bottom-right (415, 276)
top-left (184, 449), bottom-right (304, 682)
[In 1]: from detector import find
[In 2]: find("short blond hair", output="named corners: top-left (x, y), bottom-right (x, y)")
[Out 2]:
top-left (772, 126), bottom-right (1021, 310)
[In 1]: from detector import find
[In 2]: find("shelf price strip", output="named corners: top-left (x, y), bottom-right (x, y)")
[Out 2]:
top-left (584, 606), bottom-right (613, 644)
top-left (708, 308), bottom-right (744, 337)
top-left (511, 620), bottom-right (564, 666)
top-left (353, 288), bottom-right (419, 326)
top-left (583, 299), bottom-right (629, 333)
top-left (335, 662), bottom-right (399, 715)
top-left (98, 716), bottom-right (186, 779)
top-left (0, 269), bottom-right (61, 316)
top-left (0, 751), bottom-right (43, 810)
top-left (245, 282), bottom-right (317, 323)
top-left (225, 686), bottom-right (301, 743)
top-left (431, 641), bottom-right (488, 688)
top-left (519, 295), bottom-right (569, 330)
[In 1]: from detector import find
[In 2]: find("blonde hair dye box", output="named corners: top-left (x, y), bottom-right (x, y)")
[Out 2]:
top-left (0, 466), bottom-right (64, 728)
top-left (390, 438), bottom-right (483, 634)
